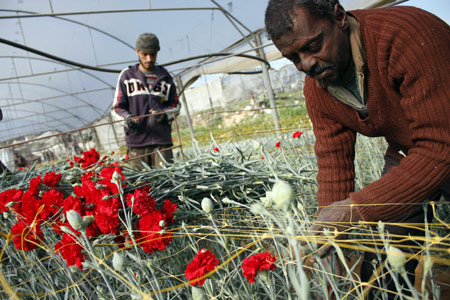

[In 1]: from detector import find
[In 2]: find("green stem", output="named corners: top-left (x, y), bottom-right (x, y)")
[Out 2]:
top-left (81, 231), bottom-right (118, 300)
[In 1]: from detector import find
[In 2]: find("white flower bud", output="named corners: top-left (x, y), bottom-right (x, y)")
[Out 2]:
top-left (112, 252), bottom-right (127, 272)
top-left (66, 210), bottom-right (83, 231)
top-left (272, 180), bottom-right (294, 211)
top-left (221, 197), bottom-right (233, 204)
top-left (192, 286), bottom-right (207, 300)
top-left (159, 220), bottom-right (166, 228)
top-left (6, 201), bottom-right (16, 208)
top-left (201, 197), bottom-right (214, 214)
top-left (131, 293), bottom-right (143, 300)
top-left (111, 171), bottom-right (121, 184)
top-left (82, 215), bottom-right (95, 228)
top-left (377, 220), bottom-right (385, 235)
top-left (260, 191), bottom-right (273, 207)
top-left (387, 246), bottom-right (406, 275)
top-left (252, 140), bottom-right (262, 150)
top-left (251, 203), bottom-right (268, 215)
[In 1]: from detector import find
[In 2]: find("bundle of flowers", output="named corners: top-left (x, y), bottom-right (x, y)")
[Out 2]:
top-left (0, 149), bottom-right (177, 271)
top-left (0, 135), bottom-right (447, 300)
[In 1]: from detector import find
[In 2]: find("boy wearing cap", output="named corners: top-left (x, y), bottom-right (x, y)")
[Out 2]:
top-left (113, 33), bottom-right (180, 169)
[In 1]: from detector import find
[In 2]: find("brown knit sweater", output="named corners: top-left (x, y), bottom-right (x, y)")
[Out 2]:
top-left (304, 6), bottom-right (450, 222)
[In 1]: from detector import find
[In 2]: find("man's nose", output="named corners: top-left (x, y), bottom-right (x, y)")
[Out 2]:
top-left (299, 53), bottom-right (316, 74)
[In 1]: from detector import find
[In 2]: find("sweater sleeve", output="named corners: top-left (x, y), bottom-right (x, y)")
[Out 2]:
top-left (112, 69), bottom-right (131, 121)
top-left (351, 7), bottom-right (450, 221)
top-left (166, 74), bottom-right (180, 115)
top-left (305, 84), bottom-right (357, 211)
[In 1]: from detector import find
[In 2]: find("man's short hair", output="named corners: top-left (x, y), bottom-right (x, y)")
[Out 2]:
top-left (265, 0), bottom-right (340, 41)
top-left (136, 33), bottom-right (160, 52)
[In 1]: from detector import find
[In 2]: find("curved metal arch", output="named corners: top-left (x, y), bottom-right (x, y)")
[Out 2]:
top-left (0, 122), bottom-right (64, 140)
top-left (0, 87), bottom-right (112, 109)
top-left (0, 37), bottom-right (272, 76)
top-left (0, 81), bottom-right (106, 118)
top-left (1, 106), bottom-right (79, 130)
top-left (0, 83), bottom-right (92, 126)
top-left (0, 56), bottom-right (116, 89)
top-left (0, 7), bottom-right (220, 19)
top-left (0, 37), bottom-right (121, 73)
top-left (0, 100), bottom-right (96, 124)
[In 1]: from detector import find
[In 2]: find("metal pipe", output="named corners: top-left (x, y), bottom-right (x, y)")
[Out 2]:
top-left (175, 75), bottom-right (195, 141)
top-left (0, 111), bottom-right (159, 149)
top-left (0, 56), bottom-right (116, 87)
top-left (0, 7), bottom-right (219, 19)
top-left (254, 33), bottom-right (280, 132)
top-left (0, 87), bottom-right (111, 108)
top-left (0, 9), bottom-right (134, 50)
top-left (209, 0), bottom-right (253, 34)
top-left (0, 81), bottom-right (104, 117)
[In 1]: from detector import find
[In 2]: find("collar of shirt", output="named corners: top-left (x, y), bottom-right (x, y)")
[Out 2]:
top-left (318, 14), bottom-right (368, 114)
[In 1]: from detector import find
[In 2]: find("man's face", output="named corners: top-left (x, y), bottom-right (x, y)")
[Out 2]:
top-left (273, 5), bottom-right (351, 87)
top-left (137, 50), bottom-right (158, 72)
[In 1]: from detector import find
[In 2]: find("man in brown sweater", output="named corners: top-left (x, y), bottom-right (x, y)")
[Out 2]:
top-left (265, 0), bottom-right (449, 298)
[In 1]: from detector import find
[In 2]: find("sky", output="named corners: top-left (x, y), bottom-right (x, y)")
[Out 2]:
top-left (400, 0), bottom-right (449, 23)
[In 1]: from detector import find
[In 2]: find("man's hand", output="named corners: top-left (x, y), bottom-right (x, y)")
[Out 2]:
top-left (126, 114), bottom-right (141, 130)
top-left (149, 109), bottom-right (166, 123)
top-left (302, 198), bottom-right (362, 259)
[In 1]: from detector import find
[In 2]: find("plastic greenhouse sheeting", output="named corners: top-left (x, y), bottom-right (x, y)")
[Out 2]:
top-left (0, 0), bottom-right (405, 143)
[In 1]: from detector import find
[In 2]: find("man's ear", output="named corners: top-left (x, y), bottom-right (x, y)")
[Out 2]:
top-left (334, 4), bottom-right (348, 30)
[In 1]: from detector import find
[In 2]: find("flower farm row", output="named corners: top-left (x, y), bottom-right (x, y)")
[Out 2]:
top-left (0, 132), bottom-right (448, 300)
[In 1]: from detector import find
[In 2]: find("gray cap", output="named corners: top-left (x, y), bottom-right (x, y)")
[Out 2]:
top-left (135, 33), bottom-right (160, 52)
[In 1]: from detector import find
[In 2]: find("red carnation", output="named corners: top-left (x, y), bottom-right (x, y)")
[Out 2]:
top-left (39, 189), bottom-right (64, 220)
top-left (0, 188), bottom-right (22, 213)
top-left (73, 177), bottom-right (104, 206)
top-left (241, 252), bottom-right (276, 284)
top-left (162, 200), bottom-right (177, 224)
top-left (42, 172), bottom-right (62, 187)
top-left (54, 233), bottom-right (85, 270)
top-left (275, 141), bottom-right (281, 148)
top-left (11, 221), bottom-right (44, 251)
top-left (137, 210), bottom-right (173, 254)
top-left (72, 148), bottom-right (100, 169)
top-left (98, 163), bottom-right (125, 194)
top-left (95, 196), bottom-right (120, 235)
top-left (185, 249), bottom-right (219, 286)
top-left (292, 131), bottom-right (303, 139)
top-left (126, 185), bottom-right (155, 216)
top-left (28, 175), bottom-right (42, 196)
top-left (63, 195), bottom-right (84, 214)
top-left (18, 191), bottom-right (40, 223)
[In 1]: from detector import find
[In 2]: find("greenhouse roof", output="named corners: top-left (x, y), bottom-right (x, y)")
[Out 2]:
top-left (0, 0), bottom-right (409, 143)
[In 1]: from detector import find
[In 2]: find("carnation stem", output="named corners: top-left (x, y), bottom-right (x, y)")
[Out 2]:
top-left (81, 231), bottom-right (118, 300)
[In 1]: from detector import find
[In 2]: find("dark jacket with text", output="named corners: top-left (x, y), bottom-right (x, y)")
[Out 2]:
top-left (112, 64), bottom-right (179, 147)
